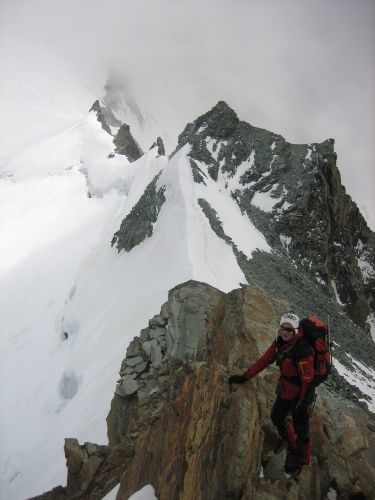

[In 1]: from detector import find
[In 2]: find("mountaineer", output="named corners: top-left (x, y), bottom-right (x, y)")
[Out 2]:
top-left (229, 312), bottom-right (315, 476)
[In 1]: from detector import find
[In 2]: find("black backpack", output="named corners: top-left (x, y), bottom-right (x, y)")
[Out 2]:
top-left (299, 315), bottom-right (332, 386)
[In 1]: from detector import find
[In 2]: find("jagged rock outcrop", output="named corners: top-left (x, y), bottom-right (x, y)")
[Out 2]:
top-left (111, 173), bottom-right (166, 253)
top-left (173, 101), bottom-right (375, 328)
top-left (90, 100), bottom-right (112, 136)
top-left (34, 282), bottom-right (375, 499)
top-left (113, 124), bottom-right (144, 162)
top-left (150, 137), bottom-right (166, 156)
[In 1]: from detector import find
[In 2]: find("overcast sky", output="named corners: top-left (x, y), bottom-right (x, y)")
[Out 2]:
top-left (1, 0), bottom-right (374, 227)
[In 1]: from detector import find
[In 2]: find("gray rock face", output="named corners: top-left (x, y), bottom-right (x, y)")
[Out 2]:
top-left (175, 101), bottom-right (375, 328)
top-left (111, 173), bottom-right (166, 252)
top-left (113, 123), bottom-right (143, 162)
top-left (89, 100), bottom-right (112, 135)
top-left (165, 281), bottom-right (224, 361)
top-left (112, 280), bottom-right (224, 411)
top-left (115, 376), bottom-right (139, 397)
top-left (190, 159), bottom-right (206, 185)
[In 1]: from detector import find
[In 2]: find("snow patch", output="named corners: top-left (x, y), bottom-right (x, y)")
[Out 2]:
top-left (280, 234), bottom-right (291, 251)
top-left (103, 484), bottom-right (158, 500)
top-left (251, 189), bottom-right (282, 213)
top-left (102, 484), bottom-right (120, 500)
top-left (367, 313), bottom-right (375, 343)
top-left (280, 200), bottom-right (291, 210)
top-left (197, 124), bottom-right (208, 134)
top-left (333, 357), bottom-right (375, 413)
top-left (331, 280), bottom-right (345, 306)
top-left (129, 485), bottom-right (158, 500)
top-left (325, 486), bottom-right (338, 500)
top-left (103, 483), bottom-right (157, 500)
top-left (216, 149), bottom-right (255, 192)
top-left (355, 240), bottom-right (375, 284)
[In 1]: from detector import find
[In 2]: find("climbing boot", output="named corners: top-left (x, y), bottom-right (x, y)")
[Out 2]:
top-left (284, 452), bottom-right (302, 476)
top-left (295, 438), bottom-right (312, 466)
top-left (284, 437), bottom-right (311, 476)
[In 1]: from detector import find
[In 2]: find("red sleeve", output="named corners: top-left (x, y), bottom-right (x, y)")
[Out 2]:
top-left (297, 355), bottom-right (315, 403)
top-left (244, 342), bottom-right (277, 380)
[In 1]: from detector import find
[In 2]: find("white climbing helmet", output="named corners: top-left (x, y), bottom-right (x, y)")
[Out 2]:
top-left (279, 312), bottom-right (300, 331)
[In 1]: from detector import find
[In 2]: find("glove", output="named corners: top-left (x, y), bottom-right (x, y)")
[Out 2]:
top-left (228, 374), bottom-right (248, 384)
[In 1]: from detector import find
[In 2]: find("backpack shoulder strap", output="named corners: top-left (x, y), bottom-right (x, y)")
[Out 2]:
top-left (288, 338), bottom-right (313, 361)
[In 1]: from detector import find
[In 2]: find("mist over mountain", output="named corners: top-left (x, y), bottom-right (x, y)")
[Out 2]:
top-left (1, 83), bottom-right (375, 499)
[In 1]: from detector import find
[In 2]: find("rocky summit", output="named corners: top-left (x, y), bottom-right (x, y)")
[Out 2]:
top-left (32, 282), bottom-right (375, 500)
top-left (173, 101), bottom-right (375, 329)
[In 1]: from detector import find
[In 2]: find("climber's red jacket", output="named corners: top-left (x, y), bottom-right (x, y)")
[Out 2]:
top-left (244, 331), bottom-right (314, 403)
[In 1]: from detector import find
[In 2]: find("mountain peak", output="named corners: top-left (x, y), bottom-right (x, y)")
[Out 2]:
top-left (172, 101), bottom-right (240, 158)
top-left (195, 100), bottom-right (239, 139)
top-left (208, 99), bottom-right (236, 115)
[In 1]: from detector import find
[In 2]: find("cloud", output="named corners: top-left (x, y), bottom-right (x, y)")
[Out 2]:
top-left (1, 0), bottom-right (374, 226)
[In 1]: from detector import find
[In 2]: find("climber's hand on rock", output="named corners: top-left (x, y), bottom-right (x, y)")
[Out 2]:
top-left (228, 374), bottom-right (247, 385)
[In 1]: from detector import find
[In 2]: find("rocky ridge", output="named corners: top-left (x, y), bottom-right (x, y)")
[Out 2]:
top-left (111, 173), bottom-right (166, 253)
top-left (89, 101), bottom-right (112, 136)
top-left (32, 281), bottom-right (375, 499)
top-left (112, 124), bottom-right (144, 162)
top-left (89, 99), bottom-right (145, 163)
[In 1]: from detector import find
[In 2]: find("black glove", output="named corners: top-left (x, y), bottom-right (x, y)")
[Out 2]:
top-left (228, 374), bottom-right (247, 384)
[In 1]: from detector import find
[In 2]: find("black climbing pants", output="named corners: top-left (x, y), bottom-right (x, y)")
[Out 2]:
top-left (271, 396), bottom-right (312, 442)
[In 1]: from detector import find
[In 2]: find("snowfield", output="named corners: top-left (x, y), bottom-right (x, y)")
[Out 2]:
top-left (0, 103), bottom-right (272, 498)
